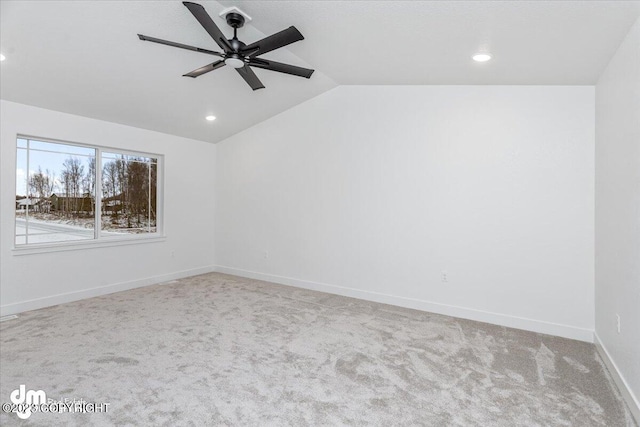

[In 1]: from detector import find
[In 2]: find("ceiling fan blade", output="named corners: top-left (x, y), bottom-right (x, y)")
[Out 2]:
top-left (183, 2), bottom-right (233, 53)
top-left (249, 58), bottom-right (314, 79)
top-left (183, 60), bottom-right (226, 78)
top-left (241, 26), bottom-right (304, 57)
top-left (236, 65), bottom-right (265, 91)
top-left (137, 34), bottom-right (224, 57)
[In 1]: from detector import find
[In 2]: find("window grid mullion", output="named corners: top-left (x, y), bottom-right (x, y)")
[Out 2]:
top-left (95, 147), bottom-right (102, 240)
top-left (25, 139), bottom-right (30, 245)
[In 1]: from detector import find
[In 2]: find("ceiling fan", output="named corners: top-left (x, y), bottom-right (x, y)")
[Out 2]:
top-left (138, 1), bottom-right (314, 90)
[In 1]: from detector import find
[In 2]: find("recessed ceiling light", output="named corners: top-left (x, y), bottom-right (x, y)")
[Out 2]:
top-left (205, 115), bottom-right (216, 121)
top-left (472, 53), bottom-right (492, 62)
top-left (0, 54), bottom-right (5, 61)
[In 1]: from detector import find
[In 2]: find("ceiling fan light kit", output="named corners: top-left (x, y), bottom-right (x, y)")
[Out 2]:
top-left (137, 1), bottom-right (314, 91)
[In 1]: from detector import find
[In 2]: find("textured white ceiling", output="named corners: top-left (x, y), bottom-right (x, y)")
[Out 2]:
top-left (226, 0), bottom-right (640, 85)
top-left (1, 1), bottom-right (638, 143)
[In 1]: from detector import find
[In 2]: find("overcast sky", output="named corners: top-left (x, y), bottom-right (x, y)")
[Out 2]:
top-left (16, 139), bottom-right (94, 197)
top-left (16, 138), bottom-right (154, 197)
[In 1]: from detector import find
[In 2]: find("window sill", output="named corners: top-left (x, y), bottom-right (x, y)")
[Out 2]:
top-left (12, 235), bottom-right (167, 256)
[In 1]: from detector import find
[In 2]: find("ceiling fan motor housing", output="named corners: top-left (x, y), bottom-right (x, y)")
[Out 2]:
top-left (225, 38), bottom-right (247, 68)
top-left (228, 38), bottom-right (246, 51)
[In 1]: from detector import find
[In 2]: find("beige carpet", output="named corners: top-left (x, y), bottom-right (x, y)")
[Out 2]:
top-left (0, 272), bottom-right (636, 426)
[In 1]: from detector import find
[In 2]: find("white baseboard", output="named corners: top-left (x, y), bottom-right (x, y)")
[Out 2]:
top-left (0, 265), bottom-right (216, 317)
top-left (214, 265), bottom-right (594, 343)
top-left (594, 333), bottom-right (640, 424)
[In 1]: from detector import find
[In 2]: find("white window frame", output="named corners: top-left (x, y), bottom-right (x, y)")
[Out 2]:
top-left (13, 135), bottom-right (165, 255)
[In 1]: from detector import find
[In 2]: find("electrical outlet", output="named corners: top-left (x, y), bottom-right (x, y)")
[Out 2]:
top-left (263, 251), bottom-right (268, 259)
top-left (170, 250), bottom-right (175, 258)
top-left (441, 271), bottom-right (448, 283)
top-left (616, 314), bottom-right (621, 334)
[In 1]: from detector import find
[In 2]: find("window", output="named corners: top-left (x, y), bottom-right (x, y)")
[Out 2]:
top-left (15, 137), bottom-right (162, 247)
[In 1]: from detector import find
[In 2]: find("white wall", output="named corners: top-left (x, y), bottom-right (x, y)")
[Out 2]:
top-left (215, 85), bottom-right (595, 341)
top-left (595, 18), bottom-right (640, 416)
top-left (0, 100), bottom-right (216, 315)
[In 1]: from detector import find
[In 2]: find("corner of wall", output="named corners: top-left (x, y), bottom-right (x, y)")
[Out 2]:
top-left (594, 15), bottom-right (640, 421)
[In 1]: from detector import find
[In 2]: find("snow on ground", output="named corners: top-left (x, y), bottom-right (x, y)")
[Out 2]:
top-left (15, 212), bottom-right (156, 245)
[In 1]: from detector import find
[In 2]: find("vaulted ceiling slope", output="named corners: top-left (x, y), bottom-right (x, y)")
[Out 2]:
top-left (1, 1), bottom-right (639, 144)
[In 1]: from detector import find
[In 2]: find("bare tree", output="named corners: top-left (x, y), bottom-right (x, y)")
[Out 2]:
top-left (100, 155), bottom-right (157, 230)
top-left (149, 160), bottom-right (157, 222)
top-left (115, 157), bottom-right (128, 224)
top-left (126, 158), bottom-right (149, 226)
top-left (29, 167), bottom-right (55, 213)
top-left (61, 157), bottom-right (84, 216)
top-left (83, 157), bottom-right (96, 214)
top-left (102, 161), bottom-right (120, 220)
